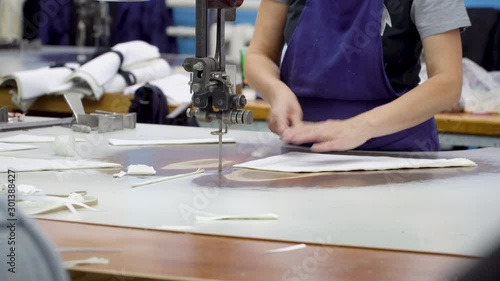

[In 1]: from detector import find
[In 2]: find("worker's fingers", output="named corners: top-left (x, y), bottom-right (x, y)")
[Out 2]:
top-left (311, 141), bottom-right (343, 152)
top-left (282, 124), bottom-right (324, 144)
top-left (289, 112), bottom-right (303, 127)
top-left (268, 115), bottom-right (288, 135)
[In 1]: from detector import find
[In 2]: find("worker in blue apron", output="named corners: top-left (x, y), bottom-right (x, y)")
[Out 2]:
top-left (245, 0), bottom-right (471, 151)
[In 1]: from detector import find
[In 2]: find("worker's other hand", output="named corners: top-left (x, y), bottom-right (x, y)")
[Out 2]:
top-left (282, 119), bottom-right (371, 152)
top-left (267, 87), bottom-right (303, 136)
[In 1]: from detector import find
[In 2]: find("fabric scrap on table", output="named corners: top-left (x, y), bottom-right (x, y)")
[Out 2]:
top-left (132, 169), bottom-right (204, 188)
top-left (127, 164), bottom-right (156, 176)
top-left (195, 213), bottom-right (279, 222)
top-left (267, 244), bottom-right (307, 254)
top-left (63, 257), bottom-right (109, 268)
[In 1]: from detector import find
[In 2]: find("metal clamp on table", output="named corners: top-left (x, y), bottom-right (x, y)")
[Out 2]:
top-left (65, 93), bottom-right (136, 133)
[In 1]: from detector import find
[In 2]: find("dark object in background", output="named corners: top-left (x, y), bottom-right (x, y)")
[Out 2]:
top-left (110, 0), bottom-right (178, 53)
top-left (129, 84), bottom-right (168, 125)
top-left (38, 0), bottom-right (73, 46)
top-left (23, 0), bottom-right (40, 41)
top-left (0, 197), bottom-right (69, 281)
top-left (33, 0), bottom-right (177, 53)
top-left (462, 8), bottom-right (500, 71)
top-left (458, 243), bottom-right (500, 281)
top-left (128, 84), bottom-right (198, 126)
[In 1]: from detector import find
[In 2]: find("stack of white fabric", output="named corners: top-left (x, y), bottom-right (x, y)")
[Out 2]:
top-left (461, 59), bottom-right (500, 114)
top-left (0, 41), bottom-right (172, 111)
top-left (420, 58), bottom-right (500, 114)
top-left (61, 41), bottom-right (171, 99)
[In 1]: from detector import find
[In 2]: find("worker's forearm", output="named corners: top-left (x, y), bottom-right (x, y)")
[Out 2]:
top-left (245, 53), bottom-right (289, 104)
top-left (356, 75), bottom-right (462, 138)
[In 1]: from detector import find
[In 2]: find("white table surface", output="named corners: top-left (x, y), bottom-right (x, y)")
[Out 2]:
top-left (1, 123), bottom-right (500, 257)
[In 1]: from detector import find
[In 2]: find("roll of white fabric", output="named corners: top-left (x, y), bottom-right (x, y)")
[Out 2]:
top-left (0, 63), bottom-right (79, 112)
top-left (123, 73), bottom-right (193, 105)
top-left (66, 41), bottom-right (161, 100)
top-left (68, 52), bottom-right (122, 99)
top-left (112, 40), bottom-right (161, 68)
top-left (103, 58), bottom-right (172, 93)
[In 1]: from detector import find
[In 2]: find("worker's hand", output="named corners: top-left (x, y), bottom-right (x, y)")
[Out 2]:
top-left (267, 87), bottom-right (303, 136)
top-left (282, 119), bottom-right (371, 152)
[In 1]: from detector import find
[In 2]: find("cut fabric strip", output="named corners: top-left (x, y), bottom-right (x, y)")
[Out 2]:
top-left (0, 156), bottom-right (121, 173)
top-left (195, 213), bottom-right (279, 222)
top-left (0, 143), bottom-right (38, 152)
top-left (132, 169), bottom-right (204, 188)
top-left (267, 244), bottom-right (307, 254)
top-left (0, 134), bottom-right (85, 143)
top-left (63, 257), bottom-right (109, 268)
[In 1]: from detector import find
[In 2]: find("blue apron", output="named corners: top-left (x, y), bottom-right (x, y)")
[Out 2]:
top-left (280, 0), bottom-right (439, 151)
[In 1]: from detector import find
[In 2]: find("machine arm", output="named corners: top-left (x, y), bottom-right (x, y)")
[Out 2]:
top-left (183, 0), bottom-right (254, 172)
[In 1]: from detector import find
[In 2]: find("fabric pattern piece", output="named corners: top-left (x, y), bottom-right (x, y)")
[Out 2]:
top-left (109, 138), bottom-right (236, 146)
top-left (0, 156), bottom-right (121, 173)
top-left (233, 152), bottom-right (477, 173)
top-left (0, 143), bottom-right (38, 152)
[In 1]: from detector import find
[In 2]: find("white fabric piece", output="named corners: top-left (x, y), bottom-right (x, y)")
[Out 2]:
top-left (234, 152), bottom-right (477, 173)
top-left (0, 156), bottom-right (121, 173)
top-left (127, 164), bottom-right (156, 176)
top-left (0, 143), bottom-right (38, 152)
top-left (113, 171), bottom-right (127, 178)
top-left (124, 73), bottom-right (193, 104)
top-left (57, 248), bottom-right (121, 253)
top-left (0, 0), bottom-right (25, 42)
top-left (17, 184), bottom-right (42, 195)
top-left (0, 134), bottom-right (84, 143)
top-left (68, 192), bottom-right (85, 202)
top-left (66, 41), bottom-right (160, 100)
top-left (195, 213), bottom-right (279, 222)
top-left (63, 257), bottom-right (109, 268)
top-left (157, 225), bottom-right (196, 231)
top-left (209, 23), bottom-right (254, 64)
top-left (267, 244), bottom-right (307, 254)
top-left (109, 138), bottom-right (236, 146)
top-left (0, 64), bottom-right (77, 111)
top-left (103, 59), bottom-right (171, 93)
top-left (52, 135), bottom-right (76, 157)
top-left (132, 169), bottom-right (204, 188)
top-left (0, 184), bottom-right (42, 195)
top-left (381, 5), bottom-right (392, 36)
top-left (18, 195), bottom-right (97, 215)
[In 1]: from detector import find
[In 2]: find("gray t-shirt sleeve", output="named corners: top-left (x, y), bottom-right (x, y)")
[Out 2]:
top-left (411, 0), bottom-right (471, 39)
